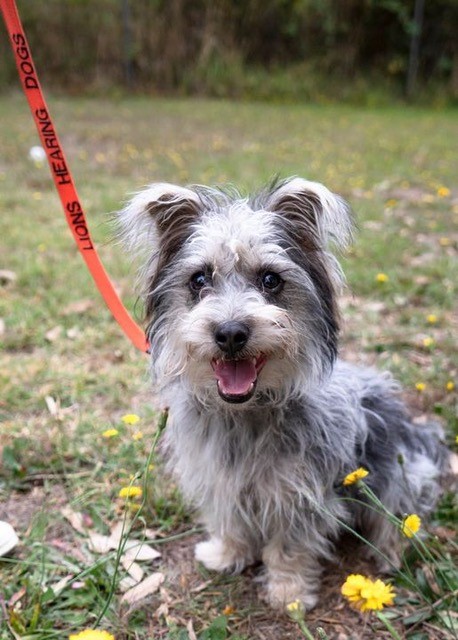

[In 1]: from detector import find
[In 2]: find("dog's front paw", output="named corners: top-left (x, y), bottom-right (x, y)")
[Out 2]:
top-left (266, 577), bottom-right (318, 611)
top-left (195, 538), bottom-right (248, 574)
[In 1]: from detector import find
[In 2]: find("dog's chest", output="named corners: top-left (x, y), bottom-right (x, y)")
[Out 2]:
top-left (167, 407), bottom-right (310, 525)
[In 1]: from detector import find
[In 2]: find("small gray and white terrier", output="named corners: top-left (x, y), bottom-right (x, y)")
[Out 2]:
top-left (119, 177), bottom-right (449, 609)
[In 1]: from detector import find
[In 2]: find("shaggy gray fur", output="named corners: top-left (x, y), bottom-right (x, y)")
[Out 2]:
top-left (119, 177), bottom-right (449, 609)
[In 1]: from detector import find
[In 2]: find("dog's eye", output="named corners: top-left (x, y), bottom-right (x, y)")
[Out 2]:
top-left (189, 271), bottom-right (211, 292)
top-left (261, 271), bottom-right (283, 293)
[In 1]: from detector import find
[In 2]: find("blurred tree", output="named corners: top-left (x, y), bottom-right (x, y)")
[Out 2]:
top-left (0, 0), bottom-right (456, 99)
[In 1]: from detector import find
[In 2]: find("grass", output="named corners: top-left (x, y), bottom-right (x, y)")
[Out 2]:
top-left (0, 92), bottom-right (457, 639)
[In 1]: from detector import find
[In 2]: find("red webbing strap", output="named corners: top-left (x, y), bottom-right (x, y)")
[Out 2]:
top-left (1, 0), bottom-right (148, 353)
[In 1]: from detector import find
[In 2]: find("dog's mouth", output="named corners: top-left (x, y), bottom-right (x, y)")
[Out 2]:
top-left (211, 355), bottom-right (266, 403)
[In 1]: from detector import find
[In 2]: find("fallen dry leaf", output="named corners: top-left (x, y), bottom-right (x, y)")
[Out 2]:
top-left (190, 579), bottom-right (214, 593)
top-left (143, 528), bottom-right (159, 540)
top-left (121, 572), bottom-right (164, 606)
top-left (61, 510), bottom-right (161, 572)
top-left (62, 299), bottom-right (94, 315)
top-left (154, 601), bottom-right (169, 619)
top-left (186, 619), bottom-right (198, 640)
top-left (119, 576), bottom-right (138, 592)
top-left (45, 396), bottom-right (59, 416)
top-left (51, 574), bottom-right (73, 594)
top-left (121, 555), bottom-right (144, 582)
top-left (87, 532), bottom-right (113, 554)
top-left (8, 586), bottom-right (26, 607)
top-left (66, 326), bottom-right (81, 340)
top-left (123, 540), bottom-right (161, 562)
top-left (0, 269), bottom-right (17, 285)
top-left (109, 520), bottom-right (126, 546)
top-left (61, 506), bottom-right (86, 534)
top-left (45, 325), bottom-right (63, 342)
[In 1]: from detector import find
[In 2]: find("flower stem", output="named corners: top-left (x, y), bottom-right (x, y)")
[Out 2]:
top-left (95, 409), bottom-right (169, 624)
top-left (376, 612), bottom-right (402, 640)
top-left (297, 620), bottom-right (316, 640)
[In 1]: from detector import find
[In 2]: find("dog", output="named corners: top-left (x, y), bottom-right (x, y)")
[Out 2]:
top-left (118, 177), bottom-right (449, 609)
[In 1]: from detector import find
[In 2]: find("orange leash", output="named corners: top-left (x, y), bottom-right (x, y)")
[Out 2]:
top-left (1, 0), bottom-right (149, 353)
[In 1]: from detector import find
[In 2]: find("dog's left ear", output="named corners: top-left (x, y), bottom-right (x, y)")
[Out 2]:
top-left (117, 183), bottom-right (202, 254)
top-left (264, 177), bottom-right (353, 250)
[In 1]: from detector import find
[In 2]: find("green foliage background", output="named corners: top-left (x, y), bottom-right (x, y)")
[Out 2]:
top-left (0, 0), bottom-right (457, 103)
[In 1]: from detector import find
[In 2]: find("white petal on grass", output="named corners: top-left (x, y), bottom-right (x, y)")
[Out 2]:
top-left (0, 521), bottom-right (19, 556)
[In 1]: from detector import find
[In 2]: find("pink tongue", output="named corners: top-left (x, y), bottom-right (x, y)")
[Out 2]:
top-left (213, 359), bottom-right (256, 396)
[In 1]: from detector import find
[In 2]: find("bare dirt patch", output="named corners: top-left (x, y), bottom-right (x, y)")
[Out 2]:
top-left (149, 532), bottom-right (417, 639)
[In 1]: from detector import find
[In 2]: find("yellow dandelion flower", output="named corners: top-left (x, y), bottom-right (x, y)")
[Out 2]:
top-left (286, 598), bottom-right (305, 621)
top-left (121, 414), bottom-right (140, 425)
top-left (341, 574), bottom-right (371, 604)
top-left (102, 429), bottom-right (119, 438)
top-left (437, 186), bottom-right (450, 198)
top-left (359, 578), bottom-right (395, 612)
top-left (118, 486), bottom-right (142, 499)
top-left (446, 381), bottom-right (455, 392)
top-left (415, 382), bottom-right (426, 392)
top-left (124, 143), bottom-right (139, 159)
top-left (402, 514), bottom-right (421, 538)
top-left (422, 337), bottom-right (434, 348)
top-left (132, 431), bottom-right (143, 441)
top-left (341, 575), bottom-right (395, 612)
top-left (376, 273), bottom-right (389, 283)
top-left (286, 600), bottom-right (301, 612)
top-left (455, 435), bottom-right (458, 444)
top-left (343, 467), bottom-right (369, 486)
top-left (69, 631), bottom-right (115, 640)
top-left (385, 199), bottom-right (397, 208)
top-left (439, 237), bottom-right (451, 246)
top-left (426, 314), bottom-right (438, 324)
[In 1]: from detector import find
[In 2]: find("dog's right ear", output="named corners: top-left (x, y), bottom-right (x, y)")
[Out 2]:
top-left (262, 177), bottom-right (353, 252)
top-left (118, 183), bottom-right (201, 254)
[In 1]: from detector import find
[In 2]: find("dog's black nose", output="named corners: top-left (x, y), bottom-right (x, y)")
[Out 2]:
top-left (215, 321), bottom-right (250, 355)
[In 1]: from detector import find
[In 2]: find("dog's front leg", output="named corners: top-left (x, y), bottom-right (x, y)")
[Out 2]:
top-left (262, 537), bottom-right (322, 610)
top-left (195, 535), bottom-right (256, 575)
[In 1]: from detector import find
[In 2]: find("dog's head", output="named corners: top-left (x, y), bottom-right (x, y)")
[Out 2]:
top-left (119, 177), bottom-right (353, 406)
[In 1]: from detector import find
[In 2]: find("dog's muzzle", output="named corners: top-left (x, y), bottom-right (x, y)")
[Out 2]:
top-left (212, 321), bottom-right (266, 403)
